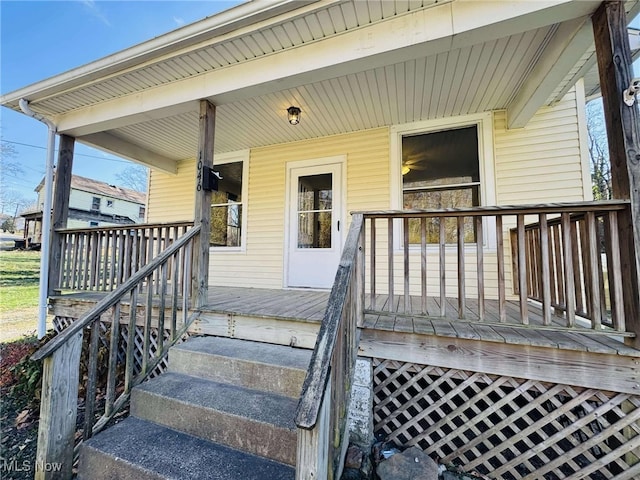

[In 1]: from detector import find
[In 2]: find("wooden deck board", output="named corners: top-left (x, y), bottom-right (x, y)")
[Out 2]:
top-left (50, 286), bottom-right (640, 357)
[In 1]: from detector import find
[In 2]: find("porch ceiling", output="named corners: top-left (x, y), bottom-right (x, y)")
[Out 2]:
top-left (2, 0), bottom-right (639, 171)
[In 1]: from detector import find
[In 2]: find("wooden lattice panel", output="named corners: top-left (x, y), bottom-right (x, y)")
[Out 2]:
top-left (372, 358), bottom-right (640, 479)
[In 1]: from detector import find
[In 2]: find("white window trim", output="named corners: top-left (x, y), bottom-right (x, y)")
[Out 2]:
top-left (390, 112), bottom-right (497, 250)
top-left (209, 149), bottom-right (249, 253)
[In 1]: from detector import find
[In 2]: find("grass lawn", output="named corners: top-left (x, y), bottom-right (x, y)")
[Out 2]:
top-left (0, 250), bottom-right (41, 342)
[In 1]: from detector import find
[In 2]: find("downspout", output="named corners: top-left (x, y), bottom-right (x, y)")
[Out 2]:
top-left (19, 99), bottom-right (56, 339)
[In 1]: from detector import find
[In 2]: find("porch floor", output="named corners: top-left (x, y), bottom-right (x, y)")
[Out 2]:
top-left (51, 286), bottom-right (640, 357)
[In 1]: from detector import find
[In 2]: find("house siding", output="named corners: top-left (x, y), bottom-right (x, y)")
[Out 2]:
top-left (211, 127), bottom-right (390, 288)
top-left (146, 90), bottom-right (588, 293)
top-left (147, 159), bottom-right (196, 223)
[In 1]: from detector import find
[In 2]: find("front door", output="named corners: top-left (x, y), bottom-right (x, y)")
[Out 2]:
top-left (286, 160), bottom-right (343, 289)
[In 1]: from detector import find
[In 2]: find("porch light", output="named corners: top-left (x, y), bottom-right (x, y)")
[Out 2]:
top-left (287, 106), bottom-right (301, 125)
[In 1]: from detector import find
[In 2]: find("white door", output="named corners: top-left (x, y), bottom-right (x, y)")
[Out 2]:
top-left (287, 161), bottom-right (343, 289)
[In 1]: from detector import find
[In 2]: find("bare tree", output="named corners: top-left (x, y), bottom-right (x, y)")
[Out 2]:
top-left (1, 140), bottom-right (24, 190)
top-left (115, 164), bottom-right (148, 192)
top-left (585, 99), bottom-right (612, 200)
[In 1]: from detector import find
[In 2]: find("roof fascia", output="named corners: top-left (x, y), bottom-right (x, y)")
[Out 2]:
top-left (0, 0), bottom-right (326, 105)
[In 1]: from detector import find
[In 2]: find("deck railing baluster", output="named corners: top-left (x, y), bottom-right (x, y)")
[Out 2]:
top-left (496, 216), bottom-right (506, 323)
top-left (457, 216), bottom-right (466, 319)
top-left (370, 218), bottom-right (376, 311)
top-left (539, 214), bottom-right (551, 325)
top-left (586, 212), bottom-right (602, 329)
top-left (517, 214), bottom-right (529, 324)
top-left (83, 321), bottom-right (100, 440)
top-left (421, 218), bottom-right (427, 315)
top-left (105, 303), bottom-right (120, 417)
top-left (388, 218), bottom-right (394, 313)
top-left (561, 213), bottom-right (576, 327)
top-left (439, 217), bottom-right (446, 317)
top-left (403, 217), bottom-right (410, 314)
top-left (476, 216), bottom-right (484, 321)
top-left (606, 211), bottom-right (625, 331)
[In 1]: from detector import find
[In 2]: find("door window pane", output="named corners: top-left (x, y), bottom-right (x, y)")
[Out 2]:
top-left (297, 174), bottom-right (332, 248)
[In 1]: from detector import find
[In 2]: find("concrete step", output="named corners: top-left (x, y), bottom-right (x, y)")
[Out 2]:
top-left (131, 372), bottom-right (298, 466)
top-left (169, 336), bottom-right (311, 398)
top-left (78, 416), bottom-right (295, 480)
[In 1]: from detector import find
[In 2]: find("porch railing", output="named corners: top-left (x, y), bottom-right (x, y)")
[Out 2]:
top-left (511, 207), bottom-right (628, 330)
top-left (31, 225), bottom-right (201, 480)
top-left (361, 200), bottom-right (635, 335)
top-left (295, 213), bottom-right (364, 480)
top-left (54, 222), bottom-right (193, 293)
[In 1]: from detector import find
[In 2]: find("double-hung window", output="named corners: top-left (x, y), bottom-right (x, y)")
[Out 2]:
top-left (393, 113), bottom-right (496, 247)
top-left (210, 152), bottom-right (248, 249)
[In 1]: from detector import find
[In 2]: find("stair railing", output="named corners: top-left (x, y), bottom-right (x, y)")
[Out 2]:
top-left (295, 213), bottom-right (365, 480)
top-left (31, 225), bottom-right (201, 480)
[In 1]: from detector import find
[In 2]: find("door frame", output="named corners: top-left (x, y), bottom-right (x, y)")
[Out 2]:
top-left (284, 155), bottom-right (347, 289)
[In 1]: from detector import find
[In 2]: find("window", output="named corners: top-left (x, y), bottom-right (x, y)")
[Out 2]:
top-left (89, 221), bottom-right (99, 227)
top-left (402, 126), bottom-right (480, 243)
top-left (107, 200), bottom-right (114, 208)
top-left (210, 153), bottom-right (247, 248)
top-left (91, 197), bottom-right (101, 212)
top-left (139, 206), bottom-right (146, 219)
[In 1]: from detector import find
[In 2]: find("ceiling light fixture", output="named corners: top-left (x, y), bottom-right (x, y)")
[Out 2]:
top-left (402, 165), bottom-right (411, 176)
top-left (287, 106), bottom-right (301, 125)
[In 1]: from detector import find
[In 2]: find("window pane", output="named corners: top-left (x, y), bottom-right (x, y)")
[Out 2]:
top-left (210, 161), bottom-right (243, 247)
top-left (298, 174), bottom-right (332, 211)
top-left (402, 126), bottom-right (479, 188)
top-left (298, 211), bottom-right (332, 248)
top-left (403, 187), bottom-right (479, 244)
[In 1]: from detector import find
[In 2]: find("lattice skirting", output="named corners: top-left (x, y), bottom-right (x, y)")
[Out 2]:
top-left (372, 358), bottom-right (640, 480)
top-left (53, 315), bottom-right (182, 380)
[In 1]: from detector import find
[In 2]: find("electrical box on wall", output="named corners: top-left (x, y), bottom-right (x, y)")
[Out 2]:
top-left (202, 166), bottom-right (222, 192)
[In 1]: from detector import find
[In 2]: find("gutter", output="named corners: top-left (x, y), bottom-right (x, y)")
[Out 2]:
top-left (18, 99), bottom-right (56, 339)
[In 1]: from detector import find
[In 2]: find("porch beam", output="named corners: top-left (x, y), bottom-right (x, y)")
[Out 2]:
top-left (507, 16), bottom-right (593, 129)
top-left (48, 135), bottom-right (74, 296)
top-left (192, 100), bottom-right (215, 308)
top-left (52, 1), bottom-right (599, 137)
top-left (80, 132), bottom-right (177, 174)
top-left (592, 0), bottom-right (640, 347)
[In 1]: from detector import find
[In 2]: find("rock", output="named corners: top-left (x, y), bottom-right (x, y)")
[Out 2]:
top-left (345, 444), bottom-right (364, 469)
top-left (377, 447), bottom-right (439, 480)
top-left (341, 467), bottom-right (363, 480)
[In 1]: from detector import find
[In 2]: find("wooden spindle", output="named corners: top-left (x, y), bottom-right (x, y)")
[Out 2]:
top-left (586, 212), bottom-right (602, 329)
top-left (370, 218), bottom-right (376, 310)
top-left (105, 304), bottom-right (121, 417)
top-left (607, 211), bottom-right (625, 331)
top-left (439, 218), bottom-right (446, 317)
top-left (457, 216), bottom-right (465, 319)
top-left (476, 216), bottom-right (484, 321)
top-left (403, 217), bottom-right (410, 314)
top-left (142, 274), bottom-right (154, 375)
top-left (420, 218), bottom-right (427, 314)
top-left (125, 289), bottom-right (138, 393)
top-left (83, 321), bottom-right (101, 440)
top-left (496, 216), bottom-right (506, 323)
top-left (517, 215), bottom-right (529, 324)
top-left (539, 214), bottom-right (551, 325)
top-left (158, 262), bottom-right (168, 353)
top-left (570, 219), bottom-right (584, 315)
top-left (561, 213), bottom-right (576, 327)
top-left (388, 218), bottom-right (394, 313)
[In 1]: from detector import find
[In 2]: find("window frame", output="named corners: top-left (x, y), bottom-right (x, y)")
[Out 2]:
top-left (390, 113), bottom-right (497, 250)
top-left (209, 150), bottom-right (249, 253)
top-left (91, 196), bottom-right (101, 212)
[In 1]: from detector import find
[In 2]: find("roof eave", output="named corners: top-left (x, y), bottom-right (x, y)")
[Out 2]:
top-left (0, 0), bottom-right (319, 107)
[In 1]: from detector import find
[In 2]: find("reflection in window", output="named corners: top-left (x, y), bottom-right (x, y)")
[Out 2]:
top-left (402, 126), bottom-right (480, 243)
top-left (297, 174), bottom-right (332, 248)
top-left (210, 162), bottom-right (243, 247)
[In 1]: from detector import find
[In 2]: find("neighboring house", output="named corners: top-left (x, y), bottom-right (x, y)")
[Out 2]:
top-left (21, 174), bottom-right (146, 246)
top-left (2, 2), bottom-right (640, 480)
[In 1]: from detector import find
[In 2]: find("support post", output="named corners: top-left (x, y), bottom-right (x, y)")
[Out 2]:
top-left (48, 135), bottom-right (74, 296)
top-left (35, 329), bottom-right (83, 480)
top-left (592, 1), bottom-right (640, 346)
top-left (193, 100), bottom-right (215, 308)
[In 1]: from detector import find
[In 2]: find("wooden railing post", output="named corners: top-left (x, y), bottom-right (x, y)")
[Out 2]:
top-left (593, 1), bottom-right (640, 345)
top-left (192, 100), bottom-right (215, 308)
top-left (296, 383), bottom-right (331, 480)
top-left (48, 135), bottom-right (74, 295)
top-left (35, 329), bottom-right (83, 480)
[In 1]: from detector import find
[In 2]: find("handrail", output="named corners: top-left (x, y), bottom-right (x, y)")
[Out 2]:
top-left (358, 199), bottom-right (629, 218)
top-left (295, 214), bottom-right (363, 428)
top-left (55, 221), bottom-right (194, 234)
top-left (32, 225), bottom-right (201, 361)
top-left (295, 214), bottom-right (364, 480)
